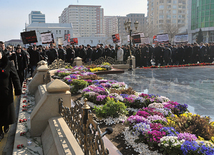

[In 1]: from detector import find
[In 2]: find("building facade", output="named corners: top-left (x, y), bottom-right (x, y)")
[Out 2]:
top-left (4, 39), bottom-right (24, 47)
top-left (118, 13), bottom-right (146, 44)
top-left (25, 23), bottom-right (73, 45)
top-left (59, 5), bottom-right (104, 37)
top-left (188, 0), bottom-right (214, 43)
top-left (29, 11), bottom-right (45, 24)
top-left (104, 16), bottom-right (118, 37)
top-left (147, 0), bottom-right (188, 39)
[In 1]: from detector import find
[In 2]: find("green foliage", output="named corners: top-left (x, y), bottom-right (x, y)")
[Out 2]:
top-left (196, 28), bottom-right (203, 44)
top-left (94, 98), bottom-right (128, 118)
top-left (70, 79), bottom-right (88, 94)
top-left (57, 72), bottom-right (71, 78)
top-left (65, 66), bottom-right (73, 69)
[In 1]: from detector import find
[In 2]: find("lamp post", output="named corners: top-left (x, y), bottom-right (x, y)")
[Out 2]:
top-left (124, 19), bottom-right (139, 71)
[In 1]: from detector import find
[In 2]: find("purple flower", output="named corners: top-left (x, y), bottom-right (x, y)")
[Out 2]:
top-left (96, 95), bottom-right (107, 101)
top-left (177, 132), bottom-right (197, 141)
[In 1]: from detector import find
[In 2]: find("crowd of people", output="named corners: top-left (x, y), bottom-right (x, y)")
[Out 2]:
top-left (1, 41), bottom-right (214, 86)
top-left (130, 42), bottom-right (214, 67)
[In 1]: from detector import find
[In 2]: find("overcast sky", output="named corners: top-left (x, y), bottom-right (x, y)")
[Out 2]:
top-left (0, 0), bottom-right (147, 41)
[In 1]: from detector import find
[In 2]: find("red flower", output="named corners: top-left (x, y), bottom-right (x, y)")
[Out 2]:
top-left (23, 100), bottom-right (27, 103)
top-left (23, 119), bottom-right (27, 122)
top-left (20, 132), bottom-right (26, 136)
top-left (22, 108), bottom-right (27, 111)
top-left (19, 119), bottom-right (23, 123)
top-left (23, 85), bottom-right (26, 88)
top-left (17, 145), bottom-right (21, 149)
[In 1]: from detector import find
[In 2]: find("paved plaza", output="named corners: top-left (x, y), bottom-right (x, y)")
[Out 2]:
top-left (100, 66), bottom-right (214, 120)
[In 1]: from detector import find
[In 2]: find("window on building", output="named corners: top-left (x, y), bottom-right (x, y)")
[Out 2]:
top-left (159, 5), bottom-right (164, 9)
top-left (56, 30), bottom-right (58, 34)
top-left (59, 30), bottom-right (61, 34)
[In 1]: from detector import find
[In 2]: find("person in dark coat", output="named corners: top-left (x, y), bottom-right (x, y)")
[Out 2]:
top-left (58, 45), bottom-right (65, 60)
top-left (38, 47), bottom-right (47, 61)
top-left (163, 45), bottom-right (171, 65)
top-left (102, 45), bottom-right (111, 58)
top-left (141, 44), bottom-right (149, 67)
top-left (0, 48), bottom-right (21, 141)
top-left (199, 42), bottom-right (206, 63)
top-left (94, 45), bottom-right (102, 60)
top-left (46, 44), bottom-right (57, 65)
top-left (209, 42), bottom-right (214, 62)
top-left (66, 45), bottom-right (75, 65)
top-left (192, 43), bottom-right (200, 63)
top-left (154, 43), bottom-right (163, 66)
top-left (184, 43), bottom-right (192, 64)
top-left (91, 46), bottom-right (97, 61)
top-left (85, 44), bottom-right (93, 63)
top-left (135, 46), bottom-right (141, 67)
top-left (14, 48), bottom-right (27, 85)
top-left (177, 44), bottom-right (184, 65)
top-left (28, 45), bottom-right (40, 76)
top-left (79, 45), bottom-right (86, 62)
top-left (110, 45), bottom-right (116, 59)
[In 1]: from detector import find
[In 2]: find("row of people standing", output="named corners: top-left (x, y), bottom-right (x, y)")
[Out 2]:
top-left (120, 42), bottom-right (214, 67)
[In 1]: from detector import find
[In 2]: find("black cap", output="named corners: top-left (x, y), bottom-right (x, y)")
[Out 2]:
top-left (87, 44), bottom-right (90, 46)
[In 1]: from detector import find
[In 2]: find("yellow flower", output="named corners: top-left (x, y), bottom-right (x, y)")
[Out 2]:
top-left (211, 122), bottom-right (214, 126)
top-left (198, 136), bottom-right (204, 141)
top-left (211, 137), bottom-right (214, 143)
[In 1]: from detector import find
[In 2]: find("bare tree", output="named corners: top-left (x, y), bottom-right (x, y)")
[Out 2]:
top-left (162, 23), bottom-right (183, 41)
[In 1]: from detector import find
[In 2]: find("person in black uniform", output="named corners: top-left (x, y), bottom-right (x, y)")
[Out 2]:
top-left (154, 43), bottom-right (163, 66)
top-left (110, 45), bottom-right (116, 59)
top-left (192, 43), bottom-right (200, 63)
top-left (66, 45), bottom-right (75, 65)
top-left (58, 45), bottom-right (65, 61)
top-left (85, 44), bottom-right (93, 63)
top-left (28, 45), bottom-right (40, 76)
top-left (14, 47), bottom-right (27, 84)
top-left (184, 43), bottom-right (192, 64)
top-left (46, 44), bottom-right (57, 65)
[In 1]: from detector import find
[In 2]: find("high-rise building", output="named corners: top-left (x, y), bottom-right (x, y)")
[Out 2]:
top-left (59, 5), bottom-right (104, 37)
top-left (188, 0), bottom-right (214, 43)
top-left (104, 16), bottom-right (118, 37)
top-left (117, 13), bottom-right (146, 44)
top-left (29, 11), bottom-right (45, 24)
top-left (147, 0), bottom-right (188, 38)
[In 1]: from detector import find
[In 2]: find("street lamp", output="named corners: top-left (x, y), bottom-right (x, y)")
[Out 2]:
top-left (124, 19), bottom-right (139, 71)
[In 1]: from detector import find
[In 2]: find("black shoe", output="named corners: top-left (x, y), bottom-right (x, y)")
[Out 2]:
top-left (0, 133), bottom-right (4, 142)
top-left (4, 125), bottom-right (9, 134)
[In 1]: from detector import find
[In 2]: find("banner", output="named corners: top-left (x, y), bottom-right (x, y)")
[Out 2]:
top-left (41, 32), bottom-right (54, 44)
top-left (174, 34), bottom-right (188, 43)
top-left (21, 31), bottom-right (38, 44)
top-left (132, 33), bottom-right (144, 38)
top-left (70, 38), bottom-right (78, 45)
top-left (153, 35), bottom-right (158, 44)
top-left (128, 32), bottom-right (145, 43)
top-left (64, 34), bottom-right (71, 43)
top-left (112, 34), bottom-right (120, 43)
top-left (140, 37), bottom-right (150, 44)
top-left (132, 34), bottom-right (141, 43)
top-left (157, 34), bottom-right (169, 42)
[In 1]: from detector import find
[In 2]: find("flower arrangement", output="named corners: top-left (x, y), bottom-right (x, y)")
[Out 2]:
top-left (94, 97), bottom-right (128, 118)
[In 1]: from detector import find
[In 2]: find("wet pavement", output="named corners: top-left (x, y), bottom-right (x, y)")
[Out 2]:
top-left (100, 66), bottom-right (214, 120)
